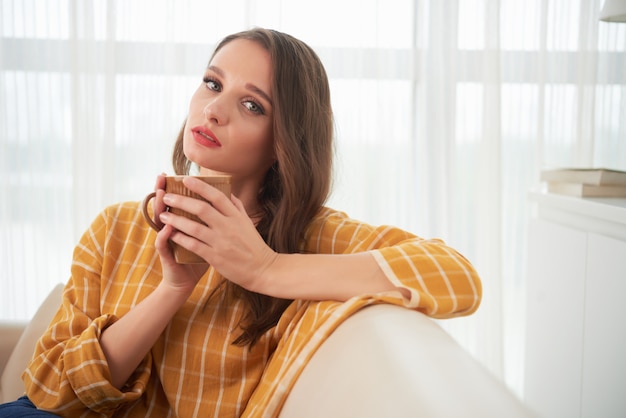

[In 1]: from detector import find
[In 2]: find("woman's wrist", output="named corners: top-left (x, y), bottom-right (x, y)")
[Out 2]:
top-left (154, 279), bottom-right (196, 306)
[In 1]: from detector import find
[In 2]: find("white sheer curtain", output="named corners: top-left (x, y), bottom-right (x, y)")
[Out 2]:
top-left (2, 0), bottom-right (625, 398)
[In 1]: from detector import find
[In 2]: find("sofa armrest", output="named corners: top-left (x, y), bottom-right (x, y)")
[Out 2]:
top-left (0, 283), bottom-right (65, 403)
top-left (279, 304), bottom-right (537, 418)
top-left (0, 321), bottom-right (27, 378)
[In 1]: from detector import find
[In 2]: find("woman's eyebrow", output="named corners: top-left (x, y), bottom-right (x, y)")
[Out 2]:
top-left (207, 65), bottom-right (273, 107)
top-left (246, 83), bottom-right (273, 107)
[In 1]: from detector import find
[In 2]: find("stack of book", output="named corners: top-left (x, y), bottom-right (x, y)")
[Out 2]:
top-left (540, 168), bottom-right (626, 198)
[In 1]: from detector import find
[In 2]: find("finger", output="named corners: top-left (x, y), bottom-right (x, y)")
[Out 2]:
top-left (168, 228), bottom-right (211, 261)
top-left (162, 192), bottom-right (221, 227)
top-left (153, 174), bottom-right (168, 228)
top-left (182, 177), bottom-right (234, 215)
top-left (231, 194), bottom-right (257, 220)
top-left (154, 189), bottom-right (167, 228)
top-left (155, 173), bottom-right (167, 191)
top-left (164, 221), bottom-right (213, 267)
top-left (231, 194), bottom-right (246, 212)
top-left (159, 210), bottom-right (214, 246)
top-left (155, 224), bottom-right (177, 264)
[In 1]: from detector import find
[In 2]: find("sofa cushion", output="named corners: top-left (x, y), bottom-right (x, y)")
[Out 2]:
top-left (0, 283), bottom-right (64, 403)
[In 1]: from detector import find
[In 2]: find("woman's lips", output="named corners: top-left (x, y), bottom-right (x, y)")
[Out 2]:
top-left (192, 126), bottom-right (221, 147)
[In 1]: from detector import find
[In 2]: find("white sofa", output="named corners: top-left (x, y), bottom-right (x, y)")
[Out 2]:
top-left (1, 284), bottom-right (537, 417)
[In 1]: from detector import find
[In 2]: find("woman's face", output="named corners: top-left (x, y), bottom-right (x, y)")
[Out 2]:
top-left (183, 39), bottom-right (275, 187)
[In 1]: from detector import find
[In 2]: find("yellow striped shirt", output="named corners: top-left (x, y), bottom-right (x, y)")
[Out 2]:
top-left (23, 201), bottom-right (481, 417)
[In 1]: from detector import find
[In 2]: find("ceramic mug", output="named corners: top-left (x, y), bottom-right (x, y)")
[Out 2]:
top-left (141, 175), bottom-right (231, 263)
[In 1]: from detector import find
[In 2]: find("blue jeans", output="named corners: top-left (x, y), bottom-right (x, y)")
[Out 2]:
top-left (0, 396), bottom-right (60, 417)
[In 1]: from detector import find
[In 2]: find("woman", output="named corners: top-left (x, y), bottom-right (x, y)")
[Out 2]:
top-left (0, 28), bottom-right (481, 417)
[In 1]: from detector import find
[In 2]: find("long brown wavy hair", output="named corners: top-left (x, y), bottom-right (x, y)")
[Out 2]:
top-left (171, 28), bottom-right (334, 346)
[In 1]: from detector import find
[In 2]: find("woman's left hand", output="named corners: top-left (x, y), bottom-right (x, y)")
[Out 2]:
top-left (158, 176), bottom-right (277, 292)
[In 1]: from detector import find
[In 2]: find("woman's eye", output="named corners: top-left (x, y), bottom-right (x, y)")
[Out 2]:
top-left (203, 77), bottom-right (221, 92)
top-left (243, 100), bottom-right (264, 115)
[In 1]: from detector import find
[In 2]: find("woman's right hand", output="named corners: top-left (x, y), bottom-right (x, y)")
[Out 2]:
top-left (100, 174), bottom-right (206, 389)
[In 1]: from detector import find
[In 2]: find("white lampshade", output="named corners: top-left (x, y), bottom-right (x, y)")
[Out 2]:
top-left (600, 0), bottom-right (626, 22)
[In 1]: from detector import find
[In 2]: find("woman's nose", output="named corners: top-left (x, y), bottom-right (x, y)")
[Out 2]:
top-left (203, 97), bottom-right (228, 125)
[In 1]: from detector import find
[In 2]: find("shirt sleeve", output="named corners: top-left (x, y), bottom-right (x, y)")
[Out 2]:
top-left (22, 206), bottom-right (152, 416)
top-left (302, 208), bottom-right (482, 317)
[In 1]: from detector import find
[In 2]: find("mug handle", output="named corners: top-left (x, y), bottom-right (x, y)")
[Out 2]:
top-left (141, 192), bottom-right (162, 232)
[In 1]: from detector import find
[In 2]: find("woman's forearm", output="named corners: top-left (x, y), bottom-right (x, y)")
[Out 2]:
top-left (100, 283), bottom-right (192, 389)
top-left (259, 251), bottom-right (409, 302)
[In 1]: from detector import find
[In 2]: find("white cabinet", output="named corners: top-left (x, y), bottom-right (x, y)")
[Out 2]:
top-left (524, 193), bottom-right (626, 418)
